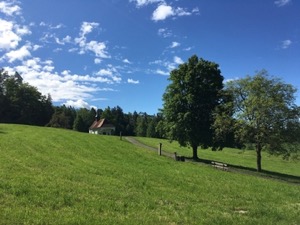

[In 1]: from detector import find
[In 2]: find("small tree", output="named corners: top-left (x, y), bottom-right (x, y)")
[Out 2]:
top-left (214, 70), bottom-right (300, 171)
top-left (161, 55), bottom-right (224, 159)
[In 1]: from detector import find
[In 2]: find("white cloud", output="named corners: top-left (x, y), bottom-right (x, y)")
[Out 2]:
top-left (3, 44), bottom-right (31, 63)
top-left (130, 0), bottom-right (164, 7)
top-left (39, 21), bottom-right (46, 26)
top-left (39, 22), bottom-right (64, 30)
top-left (183, 47), bottom-right (192, 51)
top-left (15, 25), bottom-right (31, 36)
top-left (156, 69), bottom-right (169, 76)
top-left (123, 58), bottom-right (132, 64)
top-left (170, 41), bottom-right (180, 48)
top-left (281, 39), bottom-right (292, 49)
top-left (128, 78), bottom-right (139, 84)
top-left (80, 21), bottom-right (99, 36)
top-left (94, 58), bottom-right (102, 64)
top-left (174, 7), bottom-right (191, 16)
top-left (63, 35), bottom-right (72, 43)
top-left (152, 4), bottom-right (174, 21)
top-left (86, 40), bottom-right (109, 58)
top-left (152, 4), bottom-right (199, 21)
top-left (55, 35), bottom-right (72, 45)
top-left (95, 66), bottom-right (122, 84)
top-left (50, 23), bottom-right (64, 29)
top-left (74, 22), bottom-right (110, 59)
top-left (0, 19), bottom-right (21, 50)
top-left (97, 68), bottom-right (113, 76)
top-left (158, 28), bottom-right (172, 38)
top-left (64, 99), bottom-right (91, 109)
top-left (274, 0), bottom-right (291, 7)
top-left (174, 56), bottom-right (183, 64)
top-left (0, 1), bottom-right (21, 16)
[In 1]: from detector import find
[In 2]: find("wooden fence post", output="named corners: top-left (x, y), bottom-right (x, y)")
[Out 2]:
top-left (120, 131), bottom-right (122, 140)
top-left (174, 152), bottom-right (177, 161)
top-left (158, 143), bottom-right (162, 156)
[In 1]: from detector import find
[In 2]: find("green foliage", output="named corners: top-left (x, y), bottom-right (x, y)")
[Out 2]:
top-left (136, 113), bottom-right (148, 137)
top-left (47, 105), bottom-right (76, 129)
top-left (0, 69), bottom-right (53, 126)
top-left (214, 70), bottom-right (300, 171)
top-left (73, 108), bottom-right (95, 132)
top-left (162, 55), bottom-right (224, 159)
top-left (0, 124), bottom-right (299, 224)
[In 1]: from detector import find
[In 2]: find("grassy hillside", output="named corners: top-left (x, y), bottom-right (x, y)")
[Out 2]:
top-left (0, 124), bottom-right (299, 224)
top-left (135, 137), bottom-right (300, 177)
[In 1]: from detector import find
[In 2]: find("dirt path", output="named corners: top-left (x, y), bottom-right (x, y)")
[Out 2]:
top-left (125, 137), bottom-right (157, 152)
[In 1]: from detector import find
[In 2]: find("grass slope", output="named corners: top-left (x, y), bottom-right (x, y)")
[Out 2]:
top-left (135, 137), bottom-right (300, 177)
top-left (0, 124), bottom-right (299, 225)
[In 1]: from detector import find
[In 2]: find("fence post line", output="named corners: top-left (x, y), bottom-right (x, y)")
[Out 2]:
top-left (158, 143), bottom-right (162, 156)
top-left (120, 131), bottom-right (122, 140)
top-left (174, 152), bottom-right (177, 161)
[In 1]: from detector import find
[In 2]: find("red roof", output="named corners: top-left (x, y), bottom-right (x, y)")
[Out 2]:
top-left (89, 118), bottom-right (115, 130)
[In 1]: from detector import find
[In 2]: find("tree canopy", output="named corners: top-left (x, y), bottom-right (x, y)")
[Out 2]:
top-left (214, 70), bottom-right (300, 171)
top-left (0, 69), bottom-right (53, 126)
top-left (161, 55), bottom-right (224, 159)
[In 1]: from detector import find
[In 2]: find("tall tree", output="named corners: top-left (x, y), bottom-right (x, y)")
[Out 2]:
top-left (214, 70), bottom-right (300, 171)
top-left (111, 106), bottom-right (126, 135)
top-left (135, 113), bottom-right (148, 137)
top-left (161, 55), bottom-right (224, 159)
top-left (73, 108), bottom-right (95, 132)
top-left (0, 69), bottom-right (53, 125)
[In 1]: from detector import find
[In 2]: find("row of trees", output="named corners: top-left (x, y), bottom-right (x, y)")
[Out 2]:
top-left (0, 69), bottom-right (163, 138)
top-left (46, 104), bottom-right (163, 138)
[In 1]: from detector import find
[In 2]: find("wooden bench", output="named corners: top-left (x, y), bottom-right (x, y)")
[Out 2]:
top-left (212, 161), bottom-right (228, 171)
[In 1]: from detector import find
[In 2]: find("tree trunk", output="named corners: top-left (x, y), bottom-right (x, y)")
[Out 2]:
top-left (192, 145), bottom-right (198, 160)
top-left (256, 143), bottom-right (262, 172)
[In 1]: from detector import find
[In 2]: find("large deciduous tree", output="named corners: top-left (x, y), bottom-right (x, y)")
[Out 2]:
top-left (214, 70), bottom-right (300, 172)
top-left (161, 55), bottom-right (224, 159)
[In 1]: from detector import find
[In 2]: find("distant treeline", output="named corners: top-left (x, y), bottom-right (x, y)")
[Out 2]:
top-left (0, 69), bottom-right (163, 138)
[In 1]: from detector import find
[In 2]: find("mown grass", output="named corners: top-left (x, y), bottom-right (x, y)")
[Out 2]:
top-left (135, 137), bottom-right (300, 177)
top-left (0, 124), bottom-right (299, 224)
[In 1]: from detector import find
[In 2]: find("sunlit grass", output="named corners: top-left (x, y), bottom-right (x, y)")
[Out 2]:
top-left (135, 137), bottom-right (300, 177)
top-left (0, 124), bottom-right (299, 224)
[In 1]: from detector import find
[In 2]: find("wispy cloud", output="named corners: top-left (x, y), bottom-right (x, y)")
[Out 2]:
top-left (156, 69), bottom-right (169, 76)
top-left (74, 22), bottom-right (110, 59)
top-left (173, 56), bottom-right (183, 64)
top-left (127, 78), bottom-right (139, 84)
top-left (281, 39), bottom-right (292, 49)
top-left (0, 1), bottom-right (21, 16)
top-left (152, 4), bottom-right (199, 21)
top-left (274, 0), bottom-right (291, 7)
top-left (130, 0), bottom-right (164, 7)
top-left (158, 28), bottom-right (173, 38)
top-left (123, 58), bottom-right (132, 64)
top-left (170, 41), bottom-right (180, 48)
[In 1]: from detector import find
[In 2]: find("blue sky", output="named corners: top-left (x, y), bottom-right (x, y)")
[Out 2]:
top-left (0, 0), bottom-right (299, 114)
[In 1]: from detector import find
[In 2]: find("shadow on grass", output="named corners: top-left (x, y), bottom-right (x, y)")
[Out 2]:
top-left (126, 138), bottom-right (300, 185)
top-left (184, 156), bottom-right (300, 185)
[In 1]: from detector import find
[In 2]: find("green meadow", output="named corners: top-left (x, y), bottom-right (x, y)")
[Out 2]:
top-left (0, 124), bottom-right (299, 224)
